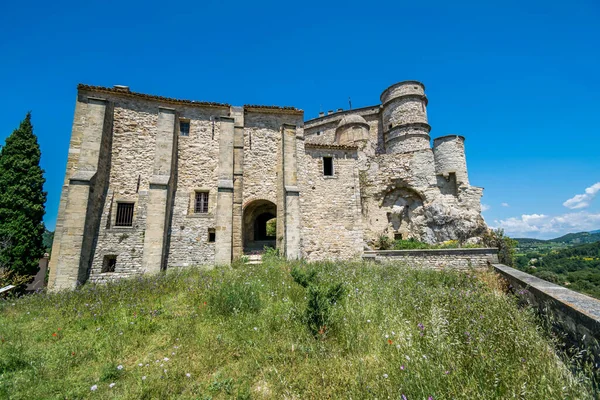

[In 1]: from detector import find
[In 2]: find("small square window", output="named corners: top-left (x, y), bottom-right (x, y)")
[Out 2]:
top-left (323, 157), bottom-right (333, 176)
top-left (102, 255), bottom-right (117, 273)
top-left (208, 228), bottom-right (216, 243)
top-left (195, 192), bottom-right (209, 213)
top-left (180, 121), bottom-right (190, 136)
top-left (115, 203), bottom-right (134, 227)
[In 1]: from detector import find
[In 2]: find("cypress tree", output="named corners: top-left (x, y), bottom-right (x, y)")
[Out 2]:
top-left (0, 113), bottom-right (47, 278)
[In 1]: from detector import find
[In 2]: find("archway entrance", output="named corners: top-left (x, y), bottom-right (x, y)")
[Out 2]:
top-left (243, 199), bottom-right (277, 254)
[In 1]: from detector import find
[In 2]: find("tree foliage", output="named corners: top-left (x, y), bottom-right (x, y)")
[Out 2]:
top-left (482, 228), bottom-right (517, 266)
top-left (0, 113), bottom-right (47, 279)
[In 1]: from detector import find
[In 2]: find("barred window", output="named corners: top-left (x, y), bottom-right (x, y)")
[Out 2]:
top-left (115, 202), bottom-right (134, 226)
top-left (195, 192), bottom-right (209, 213)
top-left (180, 121), bottom-right (190, 136)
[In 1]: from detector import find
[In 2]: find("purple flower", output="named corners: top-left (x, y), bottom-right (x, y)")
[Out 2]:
top-left (402, 395), bottom-right (407, 400)
top-left (400, 365), bottom-right (405, 370)
top-left (417, 323), bottom-right (424, 331)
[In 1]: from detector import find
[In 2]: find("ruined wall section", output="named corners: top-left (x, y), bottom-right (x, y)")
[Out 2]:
top-left (298, 146), bottom-right (363, 260)
top-left (167, 106), bottom-right (229, 267)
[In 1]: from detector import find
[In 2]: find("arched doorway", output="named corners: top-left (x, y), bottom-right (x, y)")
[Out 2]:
top-left (243, 199), bottom-right (277, 253)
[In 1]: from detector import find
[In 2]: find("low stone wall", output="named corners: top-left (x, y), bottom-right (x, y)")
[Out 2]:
top-left (363, 248), bottom-right (499, 269)
top-left (493, 264), bottom-right (600, 363)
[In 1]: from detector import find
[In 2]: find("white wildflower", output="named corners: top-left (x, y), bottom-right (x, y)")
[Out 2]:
top-left (109, 383), bottom-right (115, 388)
top-left (117, 365), bottom-right (123, 370)
top-left (91, 385), bottom-right (98, 391)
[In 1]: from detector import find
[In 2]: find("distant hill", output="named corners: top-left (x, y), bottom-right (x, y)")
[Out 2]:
top-left (515, 230), bottom-right (600, 246)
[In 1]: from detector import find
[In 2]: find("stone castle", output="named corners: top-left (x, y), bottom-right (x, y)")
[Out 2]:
top-left (48, 81), bottom-right (486, 290)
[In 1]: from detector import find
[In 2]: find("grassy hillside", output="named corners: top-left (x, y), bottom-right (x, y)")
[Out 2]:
top-left (517, 241), bottom-right (600, 298)
top-left (515, 231), bottom-right (600, 253)
top-left (0, 256), bottom-right (595, 399)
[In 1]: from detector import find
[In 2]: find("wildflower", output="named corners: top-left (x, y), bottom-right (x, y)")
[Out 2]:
top-left (400, 365), bottom-right (405, 370)
top-left (396, 344), bottom-right (401, 349)
top-left (417, 323), bottom-right (424, 330)
top-left (186, 373), bottom-right (191, 378)
top-left (388, 339), bottom-right (393, 345)
top-left (117, 365), bottom-right (123, 370)
top-left (138, 363), bottom-right (143, 367)
top-left (52, 332), bottom-right (57, 337)
top-left (164, 369), bottom-right (167, 373)
top-left (383, 373), bottom-right (388, 378)
top-left (91, 385), bottom-right (98, 391)
top-left (109, 383), bottom-right (115, 388)
top-left (405, 355), bottom-right (410, 361)
top-left (253, 327), bottom-right (258, 331)
top-left (367, 319), bottom-right (371, 323)
top-left (445, 370), bottom-right (449, 375)
top-left (142, 376), bottom-right (146, 380)
top-left (402, 395), bottom-right (407, 400)
top-left (423, 355), bottom-right (427, 359)
top-left (163, 357), bottom-right (169, 361)
top-left (429, 397), bottom-right (434, 400)
top-left (385, 334), bottom-right (389, 339)
top-left (72, 352), bottom-right (76, 356)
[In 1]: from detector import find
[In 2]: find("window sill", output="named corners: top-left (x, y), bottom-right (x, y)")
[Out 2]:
top-left (323, 176), bottom-right (338, 179)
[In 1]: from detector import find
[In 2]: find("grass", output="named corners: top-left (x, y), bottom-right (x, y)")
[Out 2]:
top-left (0, 255), bottom-right (596, 399)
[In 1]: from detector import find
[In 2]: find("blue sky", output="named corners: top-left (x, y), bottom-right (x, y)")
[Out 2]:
top-left (1, 0), bottom-right (598, 239)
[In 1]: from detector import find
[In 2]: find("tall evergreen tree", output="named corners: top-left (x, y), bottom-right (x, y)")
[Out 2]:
top-left (0, 113), bottom-right (47, 278)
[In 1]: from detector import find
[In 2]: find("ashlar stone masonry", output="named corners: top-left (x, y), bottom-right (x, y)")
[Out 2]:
top-left (48, 81), bottom-right (487, 290)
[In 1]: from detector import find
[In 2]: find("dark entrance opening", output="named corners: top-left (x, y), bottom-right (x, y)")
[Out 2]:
top-left (243, 199), bottom-right (277, 253)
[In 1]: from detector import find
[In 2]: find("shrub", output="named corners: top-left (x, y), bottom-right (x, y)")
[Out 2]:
top-left (482, 228), bottom-right (517, 266)
top-left (291, 266), bottom-right (345, 336)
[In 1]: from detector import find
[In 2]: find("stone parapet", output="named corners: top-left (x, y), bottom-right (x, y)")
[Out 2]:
top-left (363, 248), bottom-right (499, 269)
top-left (492, 264), bottom-right (600, 362)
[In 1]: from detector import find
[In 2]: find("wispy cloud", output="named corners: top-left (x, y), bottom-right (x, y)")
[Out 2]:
top-left (493, 211), bottom-right (600, 237)
top-left (563, 182), bottom-right (600, 209)
top-left (481, 204), bottom-right (490, 212)
top-left (501, 202), bottom-right (510, 207)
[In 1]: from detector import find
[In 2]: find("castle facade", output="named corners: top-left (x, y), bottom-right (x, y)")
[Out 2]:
top-left (48, 81), bottom-right (486, 290)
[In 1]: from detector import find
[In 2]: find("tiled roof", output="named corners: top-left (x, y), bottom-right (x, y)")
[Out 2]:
top-left (304, 142), bottom-right (358, 150)
top-left (244, 104), bottom-right (303, 115)
top-left (78, 84), bottom-right (231, 108)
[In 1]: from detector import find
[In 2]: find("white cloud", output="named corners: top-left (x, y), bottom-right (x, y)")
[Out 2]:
top-left (481, 204), bottom-right (490, 212)
top-left (501, 202), bottom-right (510, 207)
top-left (563, 182), bottom-right (600, 209)
top-left (494, 211), bottom-right (600, 237)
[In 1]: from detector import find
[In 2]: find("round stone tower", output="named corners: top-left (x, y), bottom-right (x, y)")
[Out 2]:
top-left (433, 135), bottom-right (469, 185)
top-left (335, 114), bottom-right (370, 146)
top-left (380, 81), bottom-right (431, 153)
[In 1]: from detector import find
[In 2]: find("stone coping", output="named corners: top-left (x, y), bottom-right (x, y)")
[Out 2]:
top-left (492, 264), bottom-right (600, 325)
top-left (364, 248), bottom-right (499, 257)
top-left (304, 105), bottom-right (381, 127)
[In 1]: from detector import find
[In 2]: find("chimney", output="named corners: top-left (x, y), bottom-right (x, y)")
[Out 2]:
top-left (113, 85), bottom-right (130, 92)
top-left (337, 108), bottom-right (343, 112)
top-left (328, 110), bottom-right (334, 115)
top-left (319, 112), bottom-right (325, 117)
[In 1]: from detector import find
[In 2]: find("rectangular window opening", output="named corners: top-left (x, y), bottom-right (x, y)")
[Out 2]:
top-left (323, 156), bottom-right (333, 176)
top-left (180, 120), bottom-right (190, 136)
top-left (195, 192), bottom-right (209, 213)
top-left (208, 228), bottom-right (216, 243)
top-left (102, 255), bottom-right (117, 273)
top-left (115, 203), bottom-right (134, 227)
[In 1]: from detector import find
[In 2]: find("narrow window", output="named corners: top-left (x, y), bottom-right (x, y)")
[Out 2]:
top-left (180, 121), bottom-right (190, 136)
top-left (115, 203), bottom-right (134, 227)
top-left (195, 192), bottom-right (209, 213)
top-left (102, 255), bottom-right (117, 273)
top-left (323, 157), bottom-right (333, 176)
top-left (208, 228), bottom-right (216, 243)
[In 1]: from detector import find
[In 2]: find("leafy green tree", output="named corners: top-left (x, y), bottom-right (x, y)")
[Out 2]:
top-left (0, 113), bottom-right (47, 279)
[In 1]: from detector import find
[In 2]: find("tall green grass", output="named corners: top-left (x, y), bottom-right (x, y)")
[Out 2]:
top-left (0, 256), bottom-right (595, 399)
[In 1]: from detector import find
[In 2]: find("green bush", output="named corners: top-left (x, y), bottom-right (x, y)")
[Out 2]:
top-left (291, 266), bottom-right (345, 336)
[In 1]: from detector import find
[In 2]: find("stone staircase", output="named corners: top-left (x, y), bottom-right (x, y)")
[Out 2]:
top-left (245, 254), bottom-right (263, 265)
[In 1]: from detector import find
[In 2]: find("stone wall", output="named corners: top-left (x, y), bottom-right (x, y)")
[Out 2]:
top-left (298, 147), bottom-right (363, 260)
top-left (493, 264), bottom-right (600, 363)
top-left (363, 248), bottom-right (499, 269)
